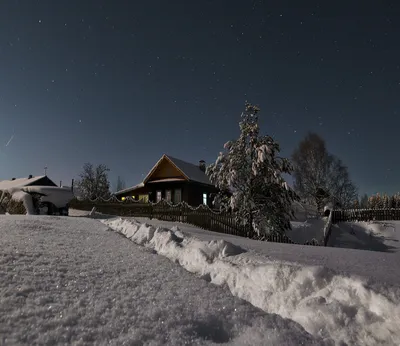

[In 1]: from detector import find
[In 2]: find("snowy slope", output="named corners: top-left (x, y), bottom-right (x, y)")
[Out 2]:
top-left (328, 220), bottom-right (400, 253)
top-left (0, 215), bottom-right (323, 346)
top-left (289, 218), bottom-right (326, 243)
top-left (100, 216), bottom-right (400, 346)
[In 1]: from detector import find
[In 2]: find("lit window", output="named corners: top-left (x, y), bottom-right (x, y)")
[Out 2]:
top-left (156, 191), bottom-right (162, 202)
top-left (121, 197), bottom-right (126, 201)
top-left (139, 195), bottom-right (149, 203)
top-left (132, 195), bottom-right (135, 199)
top-left (203, 193), bottom-right (207, 205)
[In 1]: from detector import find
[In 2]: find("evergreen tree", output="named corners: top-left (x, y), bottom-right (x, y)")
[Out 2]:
top-left (368, 195), bottom-right (376, 209)
top-left (375, 193), bottom-right (384, 209)
top-left (394, 193), bottom-right (400, 208)
top-left (360, 194), bottom-right (368, 209)
top-left (115, 176), bottom-right (126, 192)
top-left (207, 102), bottom-right (299, 236)
top-left (389, 194), bottom-right (396, 209)
top-left (383, 194), bottom-right (390, 209)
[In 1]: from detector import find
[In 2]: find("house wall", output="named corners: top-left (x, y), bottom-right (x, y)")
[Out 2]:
top-left (147, 182), bottom-right (186, 203)
top-left (186, 183), bottom-right (218, 208)
top-left (117, 181), bottom-right (217, 207)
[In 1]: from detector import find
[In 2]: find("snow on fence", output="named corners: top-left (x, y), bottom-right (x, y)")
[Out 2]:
top-left (323, 209), bottom-right (333, 246)
top-left (70, 198), bottom-right (321, 246)
top-left (332, 208), bottom-right (400, 223)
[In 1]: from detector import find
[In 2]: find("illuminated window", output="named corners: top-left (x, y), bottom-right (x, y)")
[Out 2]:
top-left (156, 191), bottom-right (162, 202)
top-left (121, 197), bottom-right (126, 201)
top-left (203, 193), bottom-right (207, 205)
top-left (132, 195), bottom-right (135, 199)
top-left (139, 195), bottom-right (149, 203)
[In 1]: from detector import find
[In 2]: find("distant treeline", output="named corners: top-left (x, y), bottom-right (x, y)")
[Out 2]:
top-left (354, 193), bottom-right (400, 209)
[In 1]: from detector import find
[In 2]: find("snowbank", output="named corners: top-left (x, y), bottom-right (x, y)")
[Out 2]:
top-left (103, 217), bottom-right (400, 346)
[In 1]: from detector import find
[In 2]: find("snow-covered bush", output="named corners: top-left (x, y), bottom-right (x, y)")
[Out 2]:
top-left (0, 190), bottom-right (26, 214)
top-left (207, 103), bottom-right (299, 236)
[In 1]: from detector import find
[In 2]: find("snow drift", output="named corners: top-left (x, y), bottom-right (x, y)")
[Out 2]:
top-left (103, 217), bottom-right (400, 346)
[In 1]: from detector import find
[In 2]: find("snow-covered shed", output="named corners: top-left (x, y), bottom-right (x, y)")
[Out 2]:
top-left (0, 175), bottom-right (58, 190)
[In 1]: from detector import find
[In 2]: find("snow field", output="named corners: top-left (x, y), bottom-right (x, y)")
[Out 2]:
top-left (0, 215), bottom-right (323, 345)
top-left (102, 217), bottom-right (400, 346)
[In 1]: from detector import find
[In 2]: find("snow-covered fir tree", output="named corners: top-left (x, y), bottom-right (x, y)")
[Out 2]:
top-left (383, 194), bottom-right (390, 209)
top-left (206, 102), bottom-right (299, 237)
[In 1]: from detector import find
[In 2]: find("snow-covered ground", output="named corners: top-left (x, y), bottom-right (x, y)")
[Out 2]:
top-left (289, 218), bottom-right (326, 243)
top-left (4, 211), bottom-right (400, 345)
top-left (328, 221), bottom-right (400, 253)
top-left (0, 214), bottom-right (323, 345)
top-left (98, 216), bottom-right (400, 346)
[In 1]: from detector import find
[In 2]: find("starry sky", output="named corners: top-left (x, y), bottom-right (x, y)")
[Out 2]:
top-left (0, 1), bottom-right (399, 195)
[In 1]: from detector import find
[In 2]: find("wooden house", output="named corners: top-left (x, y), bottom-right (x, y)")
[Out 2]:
top-left (115, 155), bottom-right (218, 207)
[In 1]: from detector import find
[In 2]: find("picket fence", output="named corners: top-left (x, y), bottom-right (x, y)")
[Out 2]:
top-left (331, 208), bottom-right (400, 223)
top-left (70, 197), bottom-right (321, 246)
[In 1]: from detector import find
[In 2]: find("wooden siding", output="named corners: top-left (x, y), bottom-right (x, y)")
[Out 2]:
top-left (147, 158), bottom-right (187, 182)
top-left (117, 181), bottom-right (217, 207)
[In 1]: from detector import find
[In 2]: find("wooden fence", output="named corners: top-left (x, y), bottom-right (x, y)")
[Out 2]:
top-left (332, 208), bottom-right (400, 223)
top-left (70, 198), bottom-right (321, 246)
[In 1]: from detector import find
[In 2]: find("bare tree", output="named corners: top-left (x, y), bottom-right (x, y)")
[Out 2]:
top-left (76, 163), bottom-right (111, 199)
top-left (292, 133), bottom-right (357, 210)
top-left (115, 176), bottom-right (126, 192)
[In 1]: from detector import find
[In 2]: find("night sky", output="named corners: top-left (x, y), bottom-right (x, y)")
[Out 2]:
top-left (0, 1), bottom-right (399, 195)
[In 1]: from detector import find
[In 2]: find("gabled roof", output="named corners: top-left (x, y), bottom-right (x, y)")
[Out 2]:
top-left (143, 154), bottom-right (212, 186)
top-left (0, 175), bottom-right (50, 190)
top-left (115, 155), bottom-right (213, 196)
top-left (165, 155), bottom-right (212, 185)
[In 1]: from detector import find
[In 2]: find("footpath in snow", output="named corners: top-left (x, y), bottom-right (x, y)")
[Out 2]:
top-left (99, 215), bottom-right (400, 346)
top-left (0, 215), bottom-right (323, 346)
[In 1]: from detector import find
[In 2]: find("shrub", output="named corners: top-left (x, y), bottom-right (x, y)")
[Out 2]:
top-left (0, 190), bottom-right (27, 215)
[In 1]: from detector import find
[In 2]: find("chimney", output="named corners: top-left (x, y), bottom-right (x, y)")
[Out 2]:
top-left (199, 160), bottom-right (206, 173)
top-left (28, 174), bottom-right (33, 179)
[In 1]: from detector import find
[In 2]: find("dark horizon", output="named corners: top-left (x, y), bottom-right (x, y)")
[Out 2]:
top-left (0, 1), bottom-right (399, 196)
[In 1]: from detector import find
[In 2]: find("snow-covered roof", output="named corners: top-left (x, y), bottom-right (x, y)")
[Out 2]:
top-left (115, 155), bottom-right (214, 196)
top-left (0, 176), bottom-right (48, 190)
top-left (115, 183), bottom-right (145, 195)
top-left (165, 155), bottom-right (212, 186)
